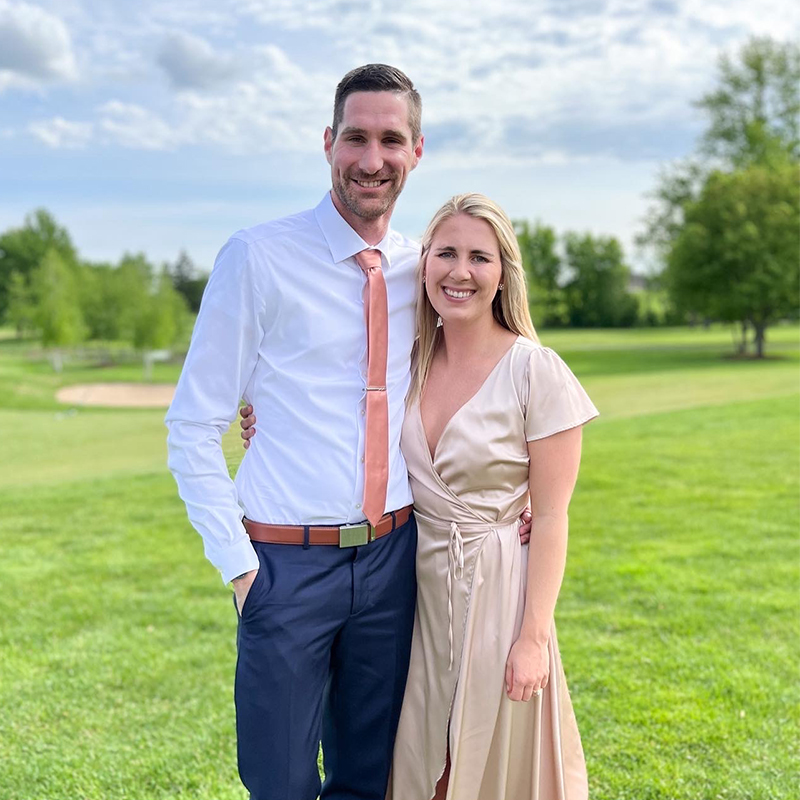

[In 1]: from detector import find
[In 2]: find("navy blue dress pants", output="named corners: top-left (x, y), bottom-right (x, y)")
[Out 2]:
top-left (234, 515), bottom-right (417, 800)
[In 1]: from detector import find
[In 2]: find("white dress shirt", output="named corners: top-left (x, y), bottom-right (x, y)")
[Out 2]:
top-left (165, 192), bottom-right (419, 584)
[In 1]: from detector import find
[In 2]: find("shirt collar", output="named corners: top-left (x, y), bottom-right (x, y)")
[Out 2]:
top-left (314, 191), bottom-right (393, 269)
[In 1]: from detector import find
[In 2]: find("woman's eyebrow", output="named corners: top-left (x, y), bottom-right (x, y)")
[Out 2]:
top-left (434, 246), bottom-right (494, 257)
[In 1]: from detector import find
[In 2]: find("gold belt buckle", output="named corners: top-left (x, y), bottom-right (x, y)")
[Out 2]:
top-left (339, 522), bottom-right (372, 548)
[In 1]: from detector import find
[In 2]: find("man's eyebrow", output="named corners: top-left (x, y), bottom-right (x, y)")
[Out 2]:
top-left (339, 126), bottom-right (409, 140)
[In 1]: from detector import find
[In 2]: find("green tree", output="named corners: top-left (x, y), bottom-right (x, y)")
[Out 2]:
top-left (695, 37), bottom-right (799, 167)
top-left (78, 262), bottom-right (125, 341)
top-left (134, 268), bottom-right (189, 351)
top-left (562, 233), bottom-right (638, 328)
top-left (171, 250), bottom-right (207, 313)
top-left (0, 209), bottom-right (77, 321)
top-left (114, 253), bottom-right (154, 343)
top-left (638, 160), bottom-right (708, 263)
top-left (30, 249), bottom-right (86, 371)
top-left (641, 38), bottom-right (799, 257)
top-left (133, 267), bottom-right (190, 378)
top-left (515, 221), bottom-right (568, 327)
top-left (5, 271), bottom-right (37, 337)
top-left (639, 36), bottom-right (800, 351)
top-left (667, 161), bottom-right (800, 358)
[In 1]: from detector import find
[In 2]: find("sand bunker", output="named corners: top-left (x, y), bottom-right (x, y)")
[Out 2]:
top-left (56, 383), bottom-right (176, 408)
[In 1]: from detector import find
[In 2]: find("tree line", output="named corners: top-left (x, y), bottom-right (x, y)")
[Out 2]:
top-left (0, 37), bottom-right (797, 364)
top-left (0, 212), bottom-right (205, 372)
top-left (0, 204), bottom-right (660, 370)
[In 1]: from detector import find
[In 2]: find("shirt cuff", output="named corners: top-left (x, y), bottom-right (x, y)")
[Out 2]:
top-left (217, 537), bottom-right (260, 585)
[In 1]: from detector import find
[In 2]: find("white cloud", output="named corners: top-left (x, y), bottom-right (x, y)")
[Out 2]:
top-left (32, 44), bottom-right (332, 155)
top-left (157, 31), bottom-right (236, 89)
top-left (174, 47), bottom-right (333, 154)
top-left (3, 0), bottom-right (795, 275)
top-left (9, 0), bottom-right (799, 166)
top-left (0, 1), bottom-right (77, 89)
top-left (239, 0), bottom-right (374, 29)
top-left (29, 116), bottom-right (92, 148)
top-left (98, 101), bottom-right (178, 150)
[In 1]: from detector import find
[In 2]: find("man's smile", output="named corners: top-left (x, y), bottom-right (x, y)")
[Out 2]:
top-left (352, 178), bottom-right (391, 189)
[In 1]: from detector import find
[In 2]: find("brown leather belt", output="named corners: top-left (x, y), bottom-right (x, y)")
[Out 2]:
top-left (243, 505), bottom-right (413, 548)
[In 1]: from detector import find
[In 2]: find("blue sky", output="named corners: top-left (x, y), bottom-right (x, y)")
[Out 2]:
top-left (0, 0), bottom-right (796, 273)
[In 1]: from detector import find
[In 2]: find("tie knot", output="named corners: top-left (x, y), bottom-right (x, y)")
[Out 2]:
top-left (355, 249), bottom-right (383, 273)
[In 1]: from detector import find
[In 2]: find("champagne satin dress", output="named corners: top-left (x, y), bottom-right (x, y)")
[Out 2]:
top-left (387, 337), bottom-right (599, 800)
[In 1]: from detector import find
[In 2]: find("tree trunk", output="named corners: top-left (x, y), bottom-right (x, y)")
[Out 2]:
top-left (736, 320), bottom-right (749, 355)
top-left (753, 321), bottom-right (767, 358)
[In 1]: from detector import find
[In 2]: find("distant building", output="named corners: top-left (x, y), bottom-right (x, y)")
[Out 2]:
top-left (628, 274), bottom-right (648, 293)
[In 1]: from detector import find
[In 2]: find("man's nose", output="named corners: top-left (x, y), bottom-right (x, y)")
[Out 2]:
top-left (359, 141), bottom-right (384, 175)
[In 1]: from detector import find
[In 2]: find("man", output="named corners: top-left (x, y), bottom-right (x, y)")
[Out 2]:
top-left (167, 64), bottom-right (531, 800)
top-left (166, 64), bottom-right (424, 800)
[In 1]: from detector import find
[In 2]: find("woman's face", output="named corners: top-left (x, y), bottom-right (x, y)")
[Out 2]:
top-left (424, 213), bottom-right (503, 327)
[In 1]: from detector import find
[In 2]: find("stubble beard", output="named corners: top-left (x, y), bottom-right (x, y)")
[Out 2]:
top-left (333, 172), bottom-right (406, 221)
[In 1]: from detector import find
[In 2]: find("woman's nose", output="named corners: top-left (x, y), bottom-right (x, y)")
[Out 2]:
top-left (449, 258), bottom-right (471, 281)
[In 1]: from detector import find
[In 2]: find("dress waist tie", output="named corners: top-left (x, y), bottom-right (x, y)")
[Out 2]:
top-left (447, 521), bottom-right (464, 670)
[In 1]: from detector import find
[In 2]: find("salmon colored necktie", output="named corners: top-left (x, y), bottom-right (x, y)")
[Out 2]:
top-left (355, 248), bottom-right (389, 529)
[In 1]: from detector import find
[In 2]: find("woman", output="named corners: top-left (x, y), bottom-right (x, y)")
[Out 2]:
top-left (242, 194), bottom-right (597, 799)
top-left (386, 194), bottom-right (596, 800)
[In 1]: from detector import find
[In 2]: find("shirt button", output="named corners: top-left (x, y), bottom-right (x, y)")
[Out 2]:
top-left (355, 503), bottom-right (361, 509)
top-left (361, 410), bottom-right (366, 416)
top-left (361, 456), bottom-right (365, 463)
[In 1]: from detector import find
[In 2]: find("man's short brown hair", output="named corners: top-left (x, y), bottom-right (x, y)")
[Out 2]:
top-left (331, 64), bottom-right (422, 143)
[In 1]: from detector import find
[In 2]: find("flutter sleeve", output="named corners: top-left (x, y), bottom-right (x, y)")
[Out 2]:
top-left (523, 346), bottom-right (599, 441)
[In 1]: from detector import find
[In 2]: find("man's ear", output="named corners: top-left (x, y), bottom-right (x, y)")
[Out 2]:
top-left (411, 134), bottom-right (424, 171)
top-left (324, 127), bottom-right (334, 165)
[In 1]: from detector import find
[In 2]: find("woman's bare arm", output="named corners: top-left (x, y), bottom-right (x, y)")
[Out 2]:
top-left (505, 426), bottom-right (583, 701)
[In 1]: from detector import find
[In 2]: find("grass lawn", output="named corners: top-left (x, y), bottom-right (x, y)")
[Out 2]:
top-left (0, 325), bottom-right (797, 799)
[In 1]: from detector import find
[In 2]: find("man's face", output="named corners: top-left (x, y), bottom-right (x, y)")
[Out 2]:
top-left (324, 91), bottom-right (423, 222)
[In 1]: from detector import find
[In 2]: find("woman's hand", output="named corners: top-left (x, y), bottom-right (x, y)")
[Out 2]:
top-left (240, 404), bottom-right (257, 449)
top-left (505, 637), bottom-right (549, 702)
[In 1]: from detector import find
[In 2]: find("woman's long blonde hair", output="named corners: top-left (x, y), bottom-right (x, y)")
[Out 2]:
top-left (411, 193), bottom-right (539, 401)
